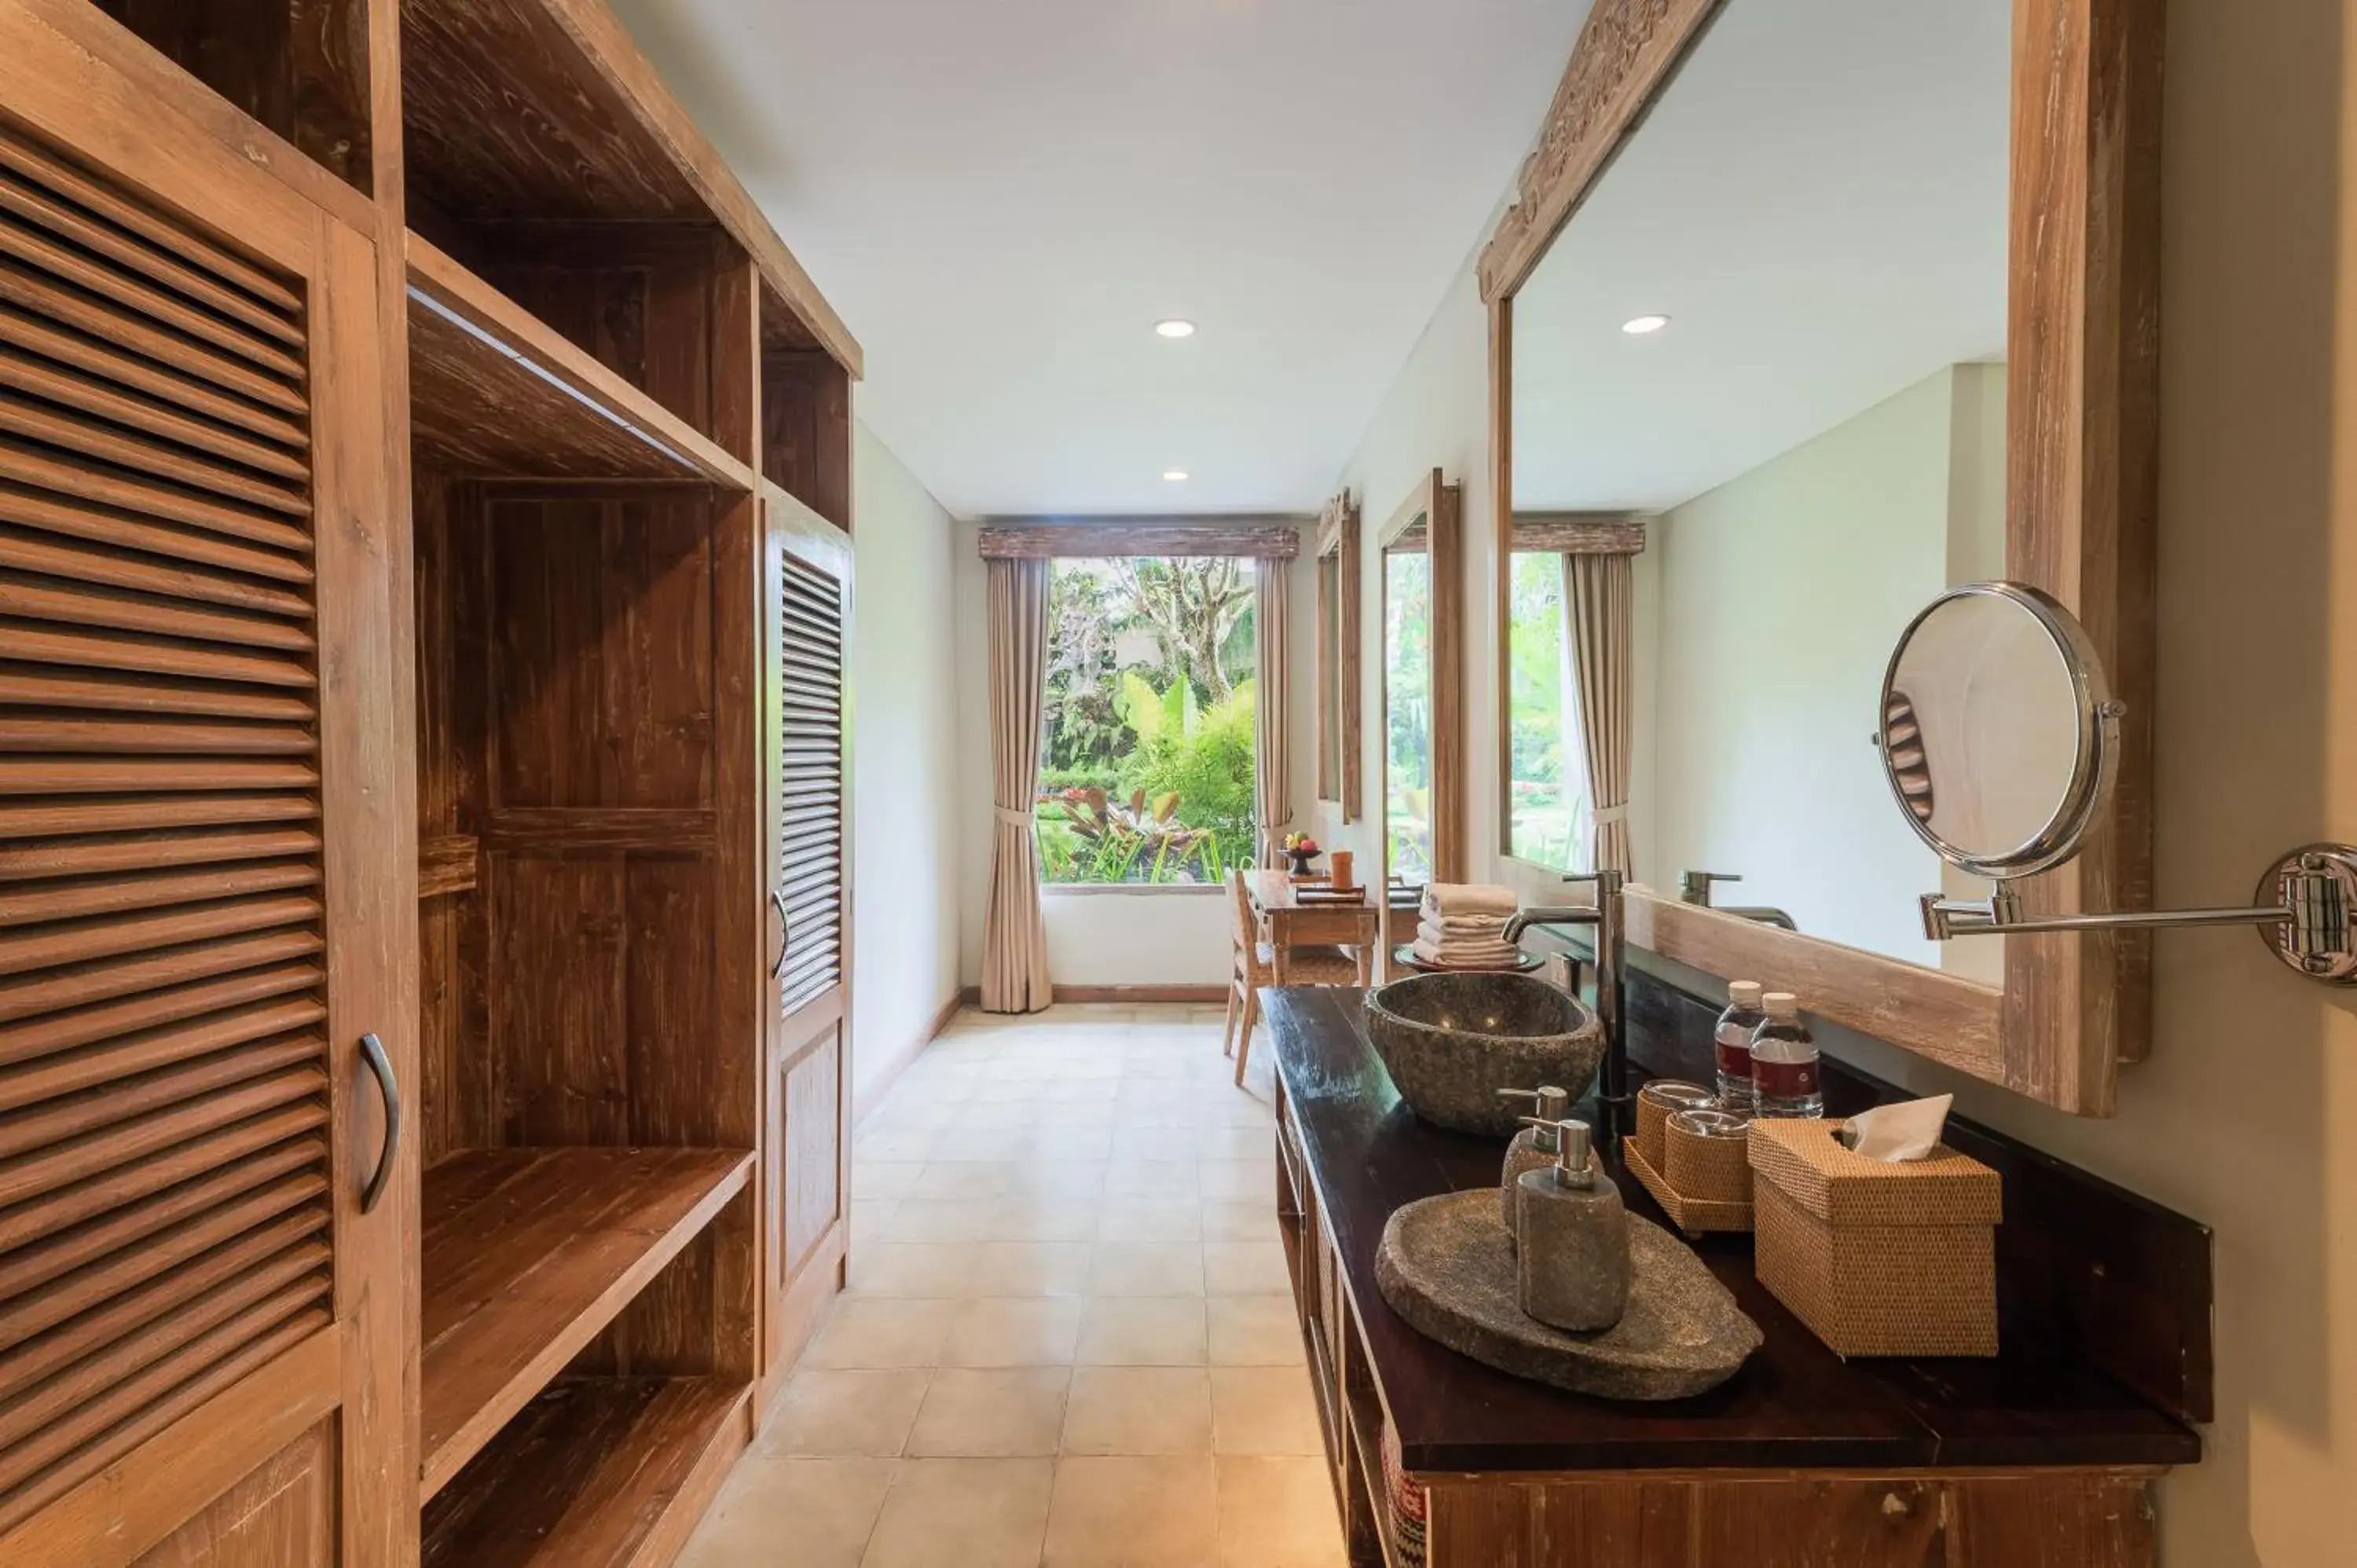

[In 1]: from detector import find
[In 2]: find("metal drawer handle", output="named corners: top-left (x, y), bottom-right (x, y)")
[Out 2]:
top-left (358, 1031), bottom-right (401, 1216)
top-left (771, 888), bottom-right (791, 980)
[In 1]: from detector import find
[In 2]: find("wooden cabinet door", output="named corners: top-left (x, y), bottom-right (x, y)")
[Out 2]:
top-left (0, 16), bottom-right (412, 1566)
top-left (758, 491), bottom-right (852, 1387)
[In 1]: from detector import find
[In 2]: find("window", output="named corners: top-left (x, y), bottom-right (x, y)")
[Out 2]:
top-left (1036, 556), bottom-right (1258, 885)
top-left (1507, 550), bottom-right (1593, 870)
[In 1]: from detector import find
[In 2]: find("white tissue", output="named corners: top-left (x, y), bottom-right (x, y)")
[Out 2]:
top-left (1839, 1094), bottom-right (1954, 1162)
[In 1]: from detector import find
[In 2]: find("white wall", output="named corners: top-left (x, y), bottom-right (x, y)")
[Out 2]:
top-left (850, 421), bottom-right (962, 1105)
top-left (1647, 368), bottom-right (1959, 964)
top-left (1316, 2), bottom-right (2355, 1559)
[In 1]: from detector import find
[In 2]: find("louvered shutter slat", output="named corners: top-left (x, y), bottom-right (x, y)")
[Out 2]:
top-left (777, 549), bottom-right (844, 1015)
top-left (0, 126), bottom-right (332, 1534)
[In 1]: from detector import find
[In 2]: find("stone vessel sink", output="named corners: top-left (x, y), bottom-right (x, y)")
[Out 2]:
top-left (1364, 972), bottom-right (1603, 1135)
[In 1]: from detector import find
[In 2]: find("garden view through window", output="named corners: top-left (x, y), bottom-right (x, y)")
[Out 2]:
top-left (1037, 556), bottom-right (1257, 885)
top-left (1508, 551), bottom-right (1594, 870)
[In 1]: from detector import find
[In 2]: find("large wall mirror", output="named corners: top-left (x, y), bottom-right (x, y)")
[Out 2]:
top-left (1483, 0), bottom-right (2161, 1116)
top-left (1508, 0), bottom-right (2011, 971)
top-left (1379, 470), bottom-right (1465, 900)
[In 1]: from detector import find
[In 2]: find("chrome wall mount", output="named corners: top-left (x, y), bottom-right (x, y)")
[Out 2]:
top-left (1882, 582), bottom-right (2357, 986)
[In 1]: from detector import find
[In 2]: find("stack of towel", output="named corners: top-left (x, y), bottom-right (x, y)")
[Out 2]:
top-left (1409, 884), bottom-right (1523, 970)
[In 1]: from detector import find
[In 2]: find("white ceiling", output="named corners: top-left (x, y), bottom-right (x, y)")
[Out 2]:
top-left (1512, 0), bottom-right (2011, 513)
top-left (607, 0), bottom-right (1593, 518)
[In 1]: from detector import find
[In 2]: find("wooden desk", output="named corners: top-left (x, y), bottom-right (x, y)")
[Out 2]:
top-left (1247, 869), bottom-right (1381, 984)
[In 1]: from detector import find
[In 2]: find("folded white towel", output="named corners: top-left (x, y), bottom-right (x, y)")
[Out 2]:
top-left (1421, 882), bottom-right (1519, 918)
top-left (1414, 921), bottom-right (1521, 963)
top-left (1410, 936), bottom-right (1524, 969)
top-left (1419, 911), bottom-right (1509, 937)
top-left (1417, 917), bottom-right (1511, 947)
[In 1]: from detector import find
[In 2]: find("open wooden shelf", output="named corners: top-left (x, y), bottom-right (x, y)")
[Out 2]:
top-left (419, 1145), bottom-right (753, 1500)
top-left (398, 0), bottom-right (858, 375)
top-left (420, 1375), bottom-right (747, 1568)
top-left (405, 234), bottom-right (756, 486)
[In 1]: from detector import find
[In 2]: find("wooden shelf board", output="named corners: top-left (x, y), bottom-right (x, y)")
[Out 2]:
top-left (405, 234), bottom-right (755, 487)
top-left (420, 1375), bottom-right (748, 1568)
top-left (419, 1145), bottom-right (753, 1500)
top-left (399, 0), bottom-right (860, 376)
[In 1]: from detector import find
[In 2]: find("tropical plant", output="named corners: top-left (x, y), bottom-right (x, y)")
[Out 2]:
top-left (1050, 785), bottom-right (1226, 884)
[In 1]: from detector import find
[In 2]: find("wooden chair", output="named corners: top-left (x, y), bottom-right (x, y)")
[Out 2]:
top-left (1224, 871), bottom-right (1360, 1085)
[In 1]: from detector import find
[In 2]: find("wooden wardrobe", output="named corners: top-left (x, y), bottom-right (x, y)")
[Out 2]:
top-left (0, 2), bottom-right (860, 1563)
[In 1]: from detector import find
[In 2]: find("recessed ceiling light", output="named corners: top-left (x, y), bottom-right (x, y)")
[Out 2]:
top-left (1621, 313), bottom-right (1671, 335)
top-left (1155, 319), bottom-right (1197, 339)
top-left (1164, 469), bottom-right (1190, 483)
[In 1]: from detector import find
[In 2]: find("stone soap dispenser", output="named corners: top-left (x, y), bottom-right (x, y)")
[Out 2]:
top-left (1516, 1119), bottom-right (1631, 1333)
top-left (1494, 1086), bottom-right (1571, 1241)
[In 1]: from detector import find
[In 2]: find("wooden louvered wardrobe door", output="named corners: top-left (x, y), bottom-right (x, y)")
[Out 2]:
top-left (758, 490), bottom-right (851, 1387)
top-left (0, 46), bottom-right (407, 1568)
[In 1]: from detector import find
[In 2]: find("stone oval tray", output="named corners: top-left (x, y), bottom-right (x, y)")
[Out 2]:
top-left (1375, 1189), bottom-right (1762, 1401)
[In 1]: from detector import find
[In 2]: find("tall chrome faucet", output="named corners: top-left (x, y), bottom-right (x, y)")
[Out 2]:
top-left (1503, 870), bottom-right (1632, 1138)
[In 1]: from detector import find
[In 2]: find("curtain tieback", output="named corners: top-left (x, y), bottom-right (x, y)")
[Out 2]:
top-left (1593, 804), bottom-right (1629, 826)
top-left (995, 806), bottom-right (1036, 828)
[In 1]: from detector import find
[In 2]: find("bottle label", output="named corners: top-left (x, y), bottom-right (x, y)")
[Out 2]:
top-left (1754, 1056), bottom-right (1820, 1099)
top-left (1714, 1035), bottom-right (1752, 1082)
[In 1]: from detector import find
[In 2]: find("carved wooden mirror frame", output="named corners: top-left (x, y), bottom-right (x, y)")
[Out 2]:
top-left (1314, 491), bottom-right (1362, 822)
top-left (1378, 469), bottom-right (1468, 893)
top-left (1481, 0), bottom-right (2161, 1116)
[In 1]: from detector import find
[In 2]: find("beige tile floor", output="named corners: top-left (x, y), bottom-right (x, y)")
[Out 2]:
top-left (681, 1004), bottom-right (1348, 1568)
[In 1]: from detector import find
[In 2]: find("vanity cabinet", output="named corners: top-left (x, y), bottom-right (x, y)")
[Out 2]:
top-left (0, 2), bottom-right (858, 1563)
top-left (1266, 987), bottom-right (2195, 1568)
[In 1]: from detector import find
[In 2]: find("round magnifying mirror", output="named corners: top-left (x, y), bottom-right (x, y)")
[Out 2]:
top-left (1878, 581), bottom-right (2120, 881)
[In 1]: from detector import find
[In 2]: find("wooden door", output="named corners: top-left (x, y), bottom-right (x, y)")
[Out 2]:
top-left (758, 489), bottom-right (852, 1387)
top-left (0, 20), bottom-right (411, 1568)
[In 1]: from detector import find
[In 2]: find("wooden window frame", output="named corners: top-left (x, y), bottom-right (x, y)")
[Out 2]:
top-left (1479, 0), bottom-right (2163, 1116)
top-left (1314, 492), bottom-right (1362, 820)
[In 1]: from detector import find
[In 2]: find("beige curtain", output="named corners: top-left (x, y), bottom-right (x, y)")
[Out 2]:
top-left (981, 557), bottom-right (1053, 1012)
top-left (1564, 551), bottom-right (1633, 875)
top-left (1253, 559), bottom-right (1292, 866)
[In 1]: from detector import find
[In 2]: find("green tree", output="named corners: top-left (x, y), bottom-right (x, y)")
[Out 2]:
top-left (1043, 564), bottom-right (1135, 771)
top-left (1113, 557), bottom-right (1253, 701)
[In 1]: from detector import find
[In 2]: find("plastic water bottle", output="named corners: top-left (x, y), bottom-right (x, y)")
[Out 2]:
top-left (1711, 980), bottom-right (1766, 1112)
top-left (1749, 992), bottom-right (1824, 1119)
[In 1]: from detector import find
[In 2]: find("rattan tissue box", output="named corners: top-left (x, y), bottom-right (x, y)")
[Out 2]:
top-left (1747, 1118), bottom-right (2001, 1358)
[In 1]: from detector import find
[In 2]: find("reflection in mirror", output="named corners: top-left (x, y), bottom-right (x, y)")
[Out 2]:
top-left (1884, 584), bottom-right (2102, 877)
top-left (1385, 522), bottom-right (1433, 885)
top-left (1507, 549), bottom-right (1588, 871)
top-left (1505, 0), bottom-right (2011, 976)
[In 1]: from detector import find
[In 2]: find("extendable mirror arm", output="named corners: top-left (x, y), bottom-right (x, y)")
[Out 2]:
top-left (1922, 847), bottom-right (2357, 984)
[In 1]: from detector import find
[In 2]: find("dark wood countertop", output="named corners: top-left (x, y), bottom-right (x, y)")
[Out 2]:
top-left (1265, 985), bottom-right (2204, 1476)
